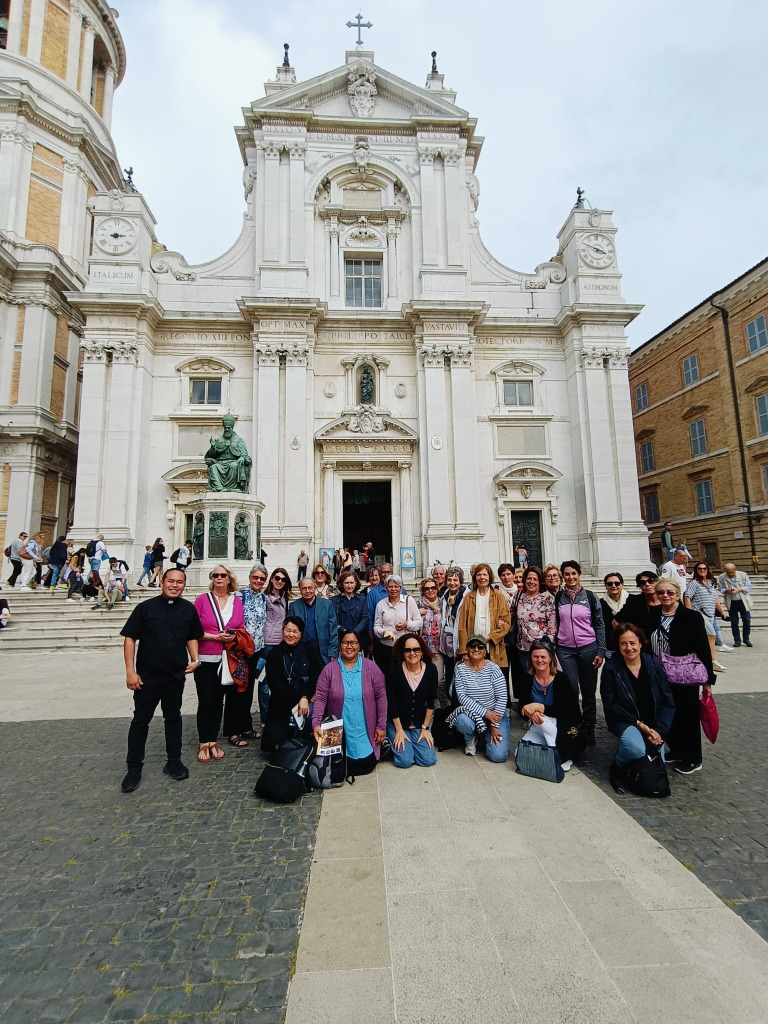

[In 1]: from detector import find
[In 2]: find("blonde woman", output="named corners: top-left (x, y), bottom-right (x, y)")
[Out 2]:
top-left (193, 565), bottom-right (244, 762)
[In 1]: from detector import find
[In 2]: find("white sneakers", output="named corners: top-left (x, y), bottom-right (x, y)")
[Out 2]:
top-left (717, 644), bottom-right (733, 653)
top-left (464, 738), bottom-right (477, 756)
top-left (561, 759), bottom-right (573, 772)
top-left (713, 661), bottom-right (726, 672)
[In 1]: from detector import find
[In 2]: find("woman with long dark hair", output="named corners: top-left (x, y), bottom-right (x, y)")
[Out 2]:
top-left (386, 632), bottom-right (438, 769)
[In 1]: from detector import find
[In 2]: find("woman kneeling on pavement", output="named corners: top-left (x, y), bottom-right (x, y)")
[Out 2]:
top-left (312, 630), bottom-right (387, 776)
top-left (600, 622), bottom-right (675, 790)
top-left (519, 640), bottom-right (585, 771)
top-left (261, 616), bottom-right (324, 752)
top-left (447, 633), bottom-right (510, 761)
top-left (386, 632), bottom-right (438, 769)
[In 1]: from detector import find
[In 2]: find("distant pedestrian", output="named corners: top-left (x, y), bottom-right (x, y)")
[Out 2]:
top-left (514, 544), bottom-right (528, 569)
top-left (136, 546), bottom-right (153, 587)
top-left (296, 549), bottom-right (309, 583)
top-left (660, 548), bottom-right (691, 591)
top-left (119, 568), bottom-right (203, 793)
top-left (149, 538), bottom-right (165, 586)
top-left (717, 563), bottom-right (753, 647)
top-left (660, 522), bottom-right (675, 562)
top-left (171, 540), bottom-right (193, 573)
top-left (5, 531), bottom-right (28, 588)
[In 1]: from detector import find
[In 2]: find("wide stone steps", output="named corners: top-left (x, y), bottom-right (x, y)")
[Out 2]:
top-left (2, 577), bottom-right (767, 651)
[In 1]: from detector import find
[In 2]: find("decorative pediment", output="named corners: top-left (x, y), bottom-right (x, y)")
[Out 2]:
top-left (744, 374), bottom-right (768, 395)
top-left (161, 462), bottom-right (209, 498)
top-left (681, 403), bottom-right (709, 421)
top-left (490, 359), bottom-right (547, 379)
top-left (316, 408), bottom-right (417, 442)
top-left (635, 428), bottom-right (656, 442)
top-left (174, 356), bottom-right (235, 374)
top-left (493, 462), bottom-right (562, 487)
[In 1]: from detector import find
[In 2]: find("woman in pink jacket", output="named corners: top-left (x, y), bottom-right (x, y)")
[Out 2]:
top-left (312, 629), bottom-right (387, 776)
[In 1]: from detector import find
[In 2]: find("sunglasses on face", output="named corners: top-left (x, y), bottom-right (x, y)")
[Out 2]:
top-left (606, 581), bottom-right (622, 587)
top-left (657, 589), bottom-right (677, 596)
top-left (273, 575), bottom-right (287, 582)
top-left (467, 642), bottom-right (486, 650)
top-left (639, 578), bottom-right (656, 584)
top-left (211, 573), bottom-right (228, 579)
top-left (404, 646), bottom-right (421, 653)
top-left (423, 585), bottom-right (437, 591)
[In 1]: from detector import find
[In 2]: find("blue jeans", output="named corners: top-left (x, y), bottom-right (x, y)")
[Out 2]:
top-left (137, 569), bottom-right (152, 586)
top-left (453, 712), bottom-right (510, 763)
top-left (49, 565), bottom-right (64, 587)
top-left (557, 643), bottom-right (599, 732)
top-left (615, 725), bottom-right (666, 767)
top-left (729, 602), bottom-right (751, 644)
top-left (386, 722), bottom-right (437, 769)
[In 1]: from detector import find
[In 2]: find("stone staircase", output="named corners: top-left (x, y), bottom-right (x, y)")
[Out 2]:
top-left (2, 575), bottom-right (766, 652)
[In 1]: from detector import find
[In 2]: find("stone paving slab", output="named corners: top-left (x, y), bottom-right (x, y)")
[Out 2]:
top-left (579, 692), bottom-right (768, 941)
top-left (0, 719), bottom-right (320, 1023)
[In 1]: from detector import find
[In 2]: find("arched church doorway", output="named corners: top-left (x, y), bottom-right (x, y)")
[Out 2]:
top-left (343, 481), bottom-right (392, 562)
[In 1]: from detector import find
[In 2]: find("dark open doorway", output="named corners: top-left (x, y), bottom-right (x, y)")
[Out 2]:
top-left (510, 510), bottom-right (543, 569)
top-left (343, 481), bottom-right (392, 563)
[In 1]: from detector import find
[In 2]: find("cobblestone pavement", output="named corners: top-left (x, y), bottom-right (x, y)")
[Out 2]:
top-left (576, 692), bottom-right (768, 941)
top-left (0, 718), bottom-right (321, 1024)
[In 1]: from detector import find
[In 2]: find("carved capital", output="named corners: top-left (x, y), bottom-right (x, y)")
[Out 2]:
top-left (417, 146), bottom-right (435, 165)
top-left (261, 142), bottom-right (281, 159)
top-left (285, 342), bottom-right (310, 366)
top-left (0, 125), bottom-right (34, 151)
top-left (419, 344), bottom-right (449, 368)
top-left (321, 460), bottom-right (336, 472)
top-left (63, 155), bottom-right (89, 182)
top-left (111, 340), bottom-right (138, 364)
top-left (253, 342), bottom-right (280, 366)
top-left (450, 345), bottom-right (473, 368)
top-left (288, 142), bottom-right (306, 159)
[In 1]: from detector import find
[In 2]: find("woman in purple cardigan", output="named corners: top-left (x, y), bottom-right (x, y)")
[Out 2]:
top-left (312, 629), bottom-right (387, 776)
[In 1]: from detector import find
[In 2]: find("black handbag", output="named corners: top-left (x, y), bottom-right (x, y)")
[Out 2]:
top-left (254, 737), bottom-right (314, 803)
top-left (623, 740), bottom-right (671, 798)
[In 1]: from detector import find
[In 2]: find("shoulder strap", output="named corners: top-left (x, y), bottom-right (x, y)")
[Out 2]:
top-left (207, 592), bottom-right (226, 632)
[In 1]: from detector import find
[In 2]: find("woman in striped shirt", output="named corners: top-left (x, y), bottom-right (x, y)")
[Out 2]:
top-left (447, 634), bottom-right (510, 761)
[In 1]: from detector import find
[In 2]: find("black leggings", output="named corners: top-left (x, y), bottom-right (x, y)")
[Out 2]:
top-left (195, 660), bottom-right (240, 743)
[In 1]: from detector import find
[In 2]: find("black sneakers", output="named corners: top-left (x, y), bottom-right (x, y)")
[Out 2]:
top-left (121, 769), bottom-right (142, 793)
top-left (163, 759), bottom-right (190, 781)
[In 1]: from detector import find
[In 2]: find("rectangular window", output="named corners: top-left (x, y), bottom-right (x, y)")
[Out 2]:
top-left (747, 315), bottom-right (768, 354)
top-left (640, 441), bottom-right (655, 473)
top-left (695, 479), bottom-right (714, 515)
top-left (634, 382), bottom-right (649, 412)
top-left (190, 378), bottom-right (222, 405)
top-left (643, 492), bottom-right (660, 524)
top-left (503, 381), bottom-right (533, 406)
top-left (682, 353), bottom-right (700, 387)
top-left (345, 258), bottom-right (382, 308)
top-left (689, 419), bottom-right (707, 457)
top-left (758, 394), bottom-right (768, 436)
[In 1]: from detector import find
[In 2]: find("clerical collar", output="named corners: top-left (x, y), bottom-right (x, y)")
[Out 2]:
top-left (165, 598), bottom-right (175, 604)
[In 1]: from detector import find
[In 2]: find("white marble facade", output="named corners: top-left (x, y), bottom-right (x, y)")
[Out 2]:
top-left (68, 47), bottom-right (650, 577)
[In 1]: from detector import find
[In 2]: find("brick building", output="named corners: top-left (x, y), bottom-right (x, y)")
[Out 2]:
top-left (0, 0), bottom-right (125, 545)
top-left (629, 257), bottom-right (768, 570)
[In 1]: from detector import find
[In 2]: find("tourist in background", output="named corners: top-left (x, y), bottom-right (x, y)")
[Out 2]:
top-left (686, 562), bottom-right (729, 671)
top-left (193, 565), bottom-right (245, 761)
top-left (659, 547), bottom-right (691, 591)
top-left (555, 560), bottom-right (606, 746)
top-left (136, 546), bottom-right (153, 587)
top-left (45, 536), bottom-right (69, 590)
top-left (5, 531), bottom-right (28, 588)
top-left (386, 632), bottom-right (438, 769)
top-left (651, 576), bottom-right (714, 775)
top-left (717, 563), bottom-right (753, 648)
top-left (296, 549), bottom-right (309, 583)
top-left (149, 537), bottom-right (165, 587)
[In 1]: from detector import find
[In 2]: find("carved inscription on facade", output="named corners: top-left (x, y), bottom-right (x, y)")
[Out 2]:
top-left (318, 330), bottom-right (413, 343)
top-left (156, 332), bottom-right (249, 343)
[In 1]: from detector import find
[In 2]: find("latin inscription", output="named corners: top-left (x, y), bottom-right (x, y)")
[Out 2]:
top-left (155, 332), bottom-right (249, 342)
top-left (582, 283), bottom-right (619, 292)
top-left (318, 331), bottom-right (413, 342)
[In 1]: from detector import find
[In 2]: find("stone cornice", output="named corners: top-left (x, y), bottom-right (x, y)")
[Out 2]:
top-left (555, 303), bottom-right (643, 332)
top-left (63, 291), bottom-right (166, 330)
top-left (236, 297), bottom-right (327, 328)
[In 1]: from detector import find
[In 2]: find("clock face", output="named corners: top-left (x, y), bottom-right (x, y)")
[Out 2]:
top-left (578, 232), bottom-right (615, 269)
top-left (95, 217), bottom-right (136, 255)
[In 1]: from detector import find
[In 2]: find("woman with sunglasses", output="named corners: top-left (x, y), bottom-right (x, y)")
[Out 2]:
top-left (313, 630), bottom-right (387, 776)
top-left (417, 578), bottom-right (444, 699)
top-left (600, 622), bottom-right (675, 791)
top-left (447, 634), bottom-right (510, 761)
top-left (544, 564), bottom-right (562, 598)
top-left (193, 565), bottom-right (245, 762)
top-left (685, 563), bottom-right (729, 672)
top-left (311, 564), bottom-right (336, 599)
top-left (519, 640), bottom-right (584, 771)
top-left (386, 632), bottom-right (438, 769)
top-left (651, 577), bottom-right (715, 775)
top-left (236, 563), bottom-right (269, 743)
top-left (600, 572), bottom-right (629, 652)
top-left (616, 572), bottom-right (662, 646)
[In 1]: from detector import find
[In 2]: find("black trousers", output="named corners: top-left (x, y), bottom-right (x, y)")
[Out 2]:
top-left (373, 640), bottom-right (393, 674)
top-left (667, 683), bottom-right (703, 766)
top-left (7, 559), bottom-right (22, 586)
top-left (126, 671), bottom-right (185, 769)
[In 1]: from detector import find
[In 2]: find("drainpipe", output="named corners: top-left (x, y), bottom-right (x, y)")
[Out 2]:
top-left (710, 295), bottom-right (758, 571)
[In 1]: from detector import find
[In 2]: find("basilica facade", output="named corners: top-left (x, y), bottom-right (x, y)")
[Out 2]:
top-left (60, 42), bottom-right (649, 576)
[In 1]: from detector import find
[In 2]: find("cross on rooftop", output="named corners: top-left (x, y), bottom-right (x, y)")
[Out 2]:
top-left (346, 12), bottom-right (372, 46)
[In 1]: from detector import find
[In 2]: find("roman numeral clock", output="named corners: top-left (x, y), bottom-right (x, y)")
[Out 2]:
top-left (94, 216), bottom-right (137, 255)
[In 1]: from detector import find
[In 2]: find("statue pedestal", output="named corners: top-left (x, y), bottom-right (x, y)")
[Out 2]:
top-left (187, 492), bottom-right (265, 584)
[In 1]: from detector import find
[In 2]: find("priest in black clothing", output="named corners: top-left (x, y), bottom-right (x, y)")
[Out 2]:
top-left (119, 568), bottom-right (203, 793)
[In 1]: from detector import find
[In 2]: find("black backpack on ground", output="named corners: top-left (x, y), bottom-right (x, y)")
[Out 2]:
top-left (307, 746), bottom-right (347, 789)
top-left (254, 737), bottom-right (314, 803)
top-left (431, 707), bottom-right (464, 751)
top-left (623, 741), bottom-right (671, 798)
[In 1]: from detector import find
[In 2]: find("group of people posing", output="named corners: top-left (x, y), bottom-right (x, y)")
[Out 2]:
top-left (119, 552), bottom-right (727, 793)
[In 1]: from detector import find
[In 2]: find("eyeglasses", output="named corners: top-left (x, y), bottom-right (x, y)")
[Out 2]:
top-left (250, 575), bottom-right (267, 581)
top-left (404, 646), bottom-right (421, 653)
top-left (656, 589), bottom-right (677, 596)
top-left (340, 640), bottom-right (360, 646)
top-left (605, 581), bottom-right (622, 587)
top-left (695, 566), bottom-right (708, 572)
top-left (422, 585), bottom-right (437, 591)
top-left (211, 573), bottom-right (228, 579)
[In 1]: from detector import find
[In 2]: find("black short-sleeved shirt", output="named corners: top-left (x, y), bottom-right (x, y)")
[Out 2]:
top-left (120, 596), bottom-right (203, 675)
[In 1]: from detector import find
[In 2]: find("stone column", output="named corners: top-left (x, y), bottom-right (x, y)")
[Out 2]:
top-left (288, 144), bottom-right (305, 263)
top-left (329, 221), bottom-right (340, 297)
top-left (71, 341), bottom-right (110, 532)
top-left (5, 458), bottom-right (46, 535)
top-left (606, 353), bottom-right (644, 523)
top-left (282, 343), bottom-right (311, 535)
top-left (443, 149), bottom-right (464, 267)
top-left (99, 343), bottom-right (139, 535)
top-left (418, 148), bottom-right (438, 267)
top-left (0, 126), bottom-right (35, 237)
top-left (322, 460), bottom-right (336, 548)
top-left (79, 20), bottom-right (96, 101)
top-left (65, 1), bottom-right (84, 89)
top-left (398, 460), bottom-right (413, 545)
top-left (261, 145), bottom-right (280, 262)
top-left (102, 65), bottom-right (116, 126)
top-left (6, 0), bottom-right (24, 51)
top-left (60, 156), bottom-right (88, 260)
top-left (386, 223), bottom-right (399, 298)
top-left (26, 0), bottom-right (46, 63)
top-left (418, 346), bottom-right (452, 532)
top-left (448, 345), bottom-right (481, 531)
top-left (253, 340), bottom-right (280, 529)
top-left (17, 304), bottom-right (55, 408)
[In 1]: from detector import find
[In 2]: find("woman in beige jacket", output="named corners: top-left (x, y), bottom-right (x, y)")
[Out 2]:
top-left (457, 563), bottom-right (511, 669)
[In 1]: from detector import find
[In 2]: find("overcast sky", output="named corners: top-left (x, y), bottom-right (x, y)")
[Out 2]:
top-left (110, 0), bottom-right (767, 346)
